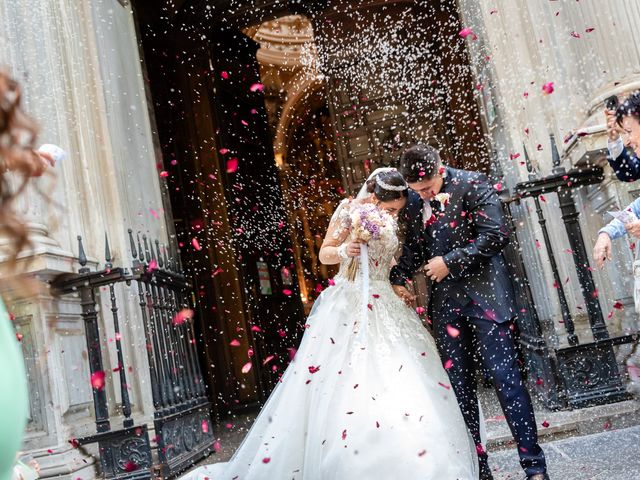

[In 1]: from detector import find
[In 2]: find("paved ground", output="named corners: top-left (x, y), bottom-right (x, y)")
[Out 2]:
top-left (189, 390), bottom-right (640, 479)
top-left (489, 424), bottom-right (640, 480)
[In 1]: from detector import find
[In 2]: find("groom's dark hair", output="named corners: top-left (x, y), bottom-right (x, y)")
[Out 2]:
top-left (398, 144), bottom-right (441, 182)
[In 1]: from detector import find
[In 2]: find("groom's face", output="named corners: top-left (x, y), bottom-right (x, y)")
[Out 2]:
top-left (407, 175), bottom-right (444, 201)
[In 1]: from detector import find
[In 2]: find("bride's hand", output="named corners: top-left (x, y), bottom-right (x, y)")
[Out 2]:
top-left (346, 241), bottom-right (362, 257)
top-left (392, 285), bottom-right (416, 306)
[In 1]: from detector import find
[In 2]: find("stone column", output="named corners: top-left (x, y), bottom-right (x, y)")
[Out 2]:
top-left (0, 1), bottom-right (172, 477)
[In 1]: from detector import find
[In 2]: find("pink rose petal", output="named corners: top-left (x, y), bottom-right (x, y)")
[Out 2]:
top-left (173, 308), bottom-right (194, 326)
top-left (90, 371), bottom-right (106, 390)
top-left (226, 157), bottom-right (238, 173)
top-left (446, 324), bottom-right (460, 338)
top-left (148, 259), bottom-right (158, 273)
top-left (459, 27), bottom-right (477, 40)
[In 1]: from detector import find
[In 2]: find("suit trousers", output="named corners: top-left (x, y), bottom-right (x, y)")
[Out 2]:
top-left (433, 306), bottom-right (547, 476)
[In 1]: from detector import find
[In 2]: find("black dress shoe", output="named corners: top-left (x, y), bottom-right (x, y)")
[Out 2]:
top-left (526, 473), bottom-right (550, 480)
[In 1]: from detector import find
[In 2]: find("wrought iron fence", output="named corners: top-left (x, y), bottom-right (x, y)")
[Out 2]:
top-left (53, 230), bottom-right (213, 478)
top-left (502, 135), bottom-right (640, 410)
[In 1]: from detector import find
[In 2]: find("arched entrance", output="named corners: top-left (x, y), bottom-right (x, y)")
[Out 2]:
top-left (276, 80), bottom-right (342, 311)
top-left (131, 0), bottom-right (489, 415)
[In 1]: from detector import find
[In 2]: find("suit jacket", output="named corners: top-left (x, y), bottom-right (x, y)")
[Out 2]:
top-left (609, 147), bottom-right (640, 182)
top-left (390, 167), bottom-right (516, 323)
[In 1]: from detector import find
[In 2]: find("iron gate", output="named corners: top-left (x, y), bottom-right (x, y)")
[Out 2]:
top-left (53, 230), bottom-right (213, 478)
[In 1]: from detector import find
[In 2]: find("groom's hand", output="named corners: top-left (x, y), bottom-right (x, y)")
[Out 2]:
top-left (424, 256), bottom-right (450, 282)
top-left (392, 285), bottom-right (416, 306)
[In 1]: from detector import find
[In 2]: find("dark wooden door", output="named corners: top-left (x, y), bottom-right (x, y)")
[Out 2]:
top-left (208, 29), bottom-right (306, 393)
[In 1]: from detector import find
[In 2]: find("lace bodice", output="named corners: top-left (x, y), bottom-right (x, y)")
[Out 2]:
top-left (329, 199), bottom-right (399, 281)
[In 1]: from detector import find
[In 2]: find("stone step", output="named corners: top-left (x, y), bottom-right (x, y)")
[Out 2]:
top-left (482, 390), bottom-right (640, 451)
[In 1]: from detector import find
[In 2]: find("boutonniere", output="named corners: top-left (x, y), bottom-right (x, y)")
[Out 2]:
top-left (434, 192), bottom-right (451, 211)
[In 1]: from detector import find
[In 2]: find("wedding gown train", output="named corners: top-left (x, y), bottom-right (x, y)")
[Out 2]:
top-left (182, 199), bottom-right (478, 479)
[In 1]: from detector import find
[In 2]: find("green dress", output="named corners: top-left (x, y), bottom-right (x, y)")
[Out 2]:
top-left (0, 299), bottom-right (28, 480)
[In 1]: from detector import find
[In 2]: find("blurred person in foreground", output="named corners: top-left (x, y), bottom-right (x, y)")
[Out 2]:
top-left (0, 71), bottom-right (54, 480)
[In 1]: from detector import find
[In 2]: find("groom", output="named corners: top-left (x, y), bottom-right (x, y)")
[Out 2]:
top-left (390, 145), bottom-right (549, 480)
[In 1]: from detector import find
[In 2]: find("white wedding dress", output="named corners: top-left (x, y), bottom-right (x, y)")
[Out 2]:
top-left (182, 199), bottom-right (478, 480)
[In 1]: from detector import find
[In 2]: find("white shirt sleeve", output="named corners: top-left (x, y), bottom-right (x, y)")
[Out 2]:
top-left (608, 137), bottom-right (625, 159)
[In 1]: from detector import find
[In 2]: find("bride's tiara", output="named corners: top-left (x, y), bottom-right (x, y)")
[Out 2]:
top-left (375, 174), bottom-right (408, 192)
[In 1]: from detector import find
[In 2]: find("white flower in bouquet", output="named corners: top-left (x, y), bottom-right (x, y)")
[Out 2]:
top-left (344, 203), bottom-right (388, 281)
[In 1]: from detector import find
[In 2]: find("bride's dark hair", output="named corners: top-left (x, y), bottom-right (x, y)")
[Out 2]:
top-left (365, 170), bottom-right (408, 202)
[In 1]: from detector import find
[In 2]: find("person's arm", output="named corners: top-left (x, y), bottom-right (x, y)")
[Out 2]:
top-left (594, 198), bottom-right (640, 268)
top-left (607, 141), bottom-right (640, 182)
top-left (604, 107), bottom-right (640, 182)
top-left (598, 196), bottom-right (640, 241)
top-left (598, 212), bottom-right (628, 241)
top-left (319, 199), bottom-right (359, 265)
top-left (390, 206), bottom-right (425, 286)
top-left (442, 175), bottom-right (509, 280)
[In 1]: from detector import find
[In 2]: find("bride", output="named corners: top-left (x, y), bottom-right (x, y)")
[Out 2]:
top-left (182, 168), bottom-right (478, 479)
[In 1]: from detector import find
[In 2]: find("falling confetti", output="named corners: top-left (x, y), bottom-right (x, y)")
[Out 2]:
top-left (542, 82), bottom-right (555, 95)
top-left (90, 371), bottom-right (106, 391)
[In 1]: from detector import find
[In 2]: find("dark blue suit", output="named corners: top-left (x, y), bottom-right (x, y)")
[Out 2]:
top-left (390, 167), bottom-right (547, 476)
top-left (609, 146), bottom-right (640, 182)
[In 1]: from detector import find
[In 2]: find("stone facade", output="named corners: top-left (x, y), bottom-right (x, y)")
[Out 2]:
top-left (0, 1), bottom-right (169, 477)
top-left (458, 1), bottom-right (640, 346)
top-left (3, 0), bottom-right (640, 477)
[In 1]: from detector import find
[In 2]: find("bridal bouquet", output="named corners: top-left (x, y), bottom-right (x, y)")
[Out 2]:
top-left (344, 203), bottom-right (388, 281)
